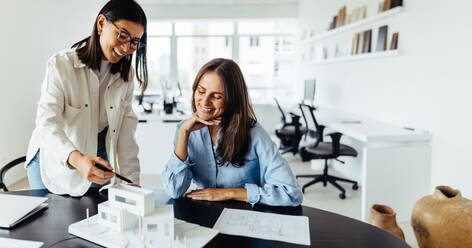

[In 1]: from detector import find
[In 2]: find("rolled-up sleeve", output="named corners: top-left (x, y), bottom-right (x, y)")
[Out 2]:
top-left (245, 126), bottom-right (303, 207)
top-left (162, 123), bottom-right (195, 198)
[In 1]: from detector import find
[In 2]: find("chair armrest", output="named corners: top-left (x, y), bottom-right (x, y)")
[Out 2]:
top-left (288, 113), bottom-right (302, 126)
top-left (288, 112), bottom-right (299, 117)
top-left (318, 125), bottom-right (326, 142)
top-left (325, 132), bottom-right (342, 156)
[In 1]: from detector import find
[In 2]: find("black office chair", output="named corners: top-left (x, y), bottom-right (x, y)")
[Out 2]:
top-left (297, 104), bottom-right (358, 199)
top-left (274, 98), bottom-right (307, 155)
top-left (0, 156), bottom-right (26, 192)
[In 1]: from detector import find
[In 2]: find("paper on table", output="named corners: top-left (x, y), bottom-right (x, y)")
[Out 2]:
top-left (213, 208), bottom-right (310, 246)
top-left (174, 218), bottom-right (219, 248)
top-left (0, 237), bottom-right (43, 248)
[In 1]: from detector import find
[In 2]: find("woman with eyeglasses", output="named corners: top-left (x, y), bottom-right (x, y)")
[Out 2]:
top-left (25, 0), bottom-right (147, 196)
top-left (162, 58), bottom-right (303, 206)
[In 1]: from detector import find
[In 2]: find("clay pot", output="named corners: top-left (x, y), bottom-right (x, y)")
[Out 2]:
top-left (411, 185), bottom-right (472, 248)
top-left (368, 204), bottom-right (405, 240)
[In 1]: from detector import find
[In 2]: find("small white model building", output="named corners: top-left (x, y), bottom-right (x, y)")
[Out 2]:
top-left (108, 184), bottom-right (155, 216)
top-left (69, 184), bottom-right (218, 248)
top-left (98, 184), bottom-right (175, 246)
top-left (143, 205), bottom-right (174, 246)
top-left (98, 201), bottom-right (137, 232)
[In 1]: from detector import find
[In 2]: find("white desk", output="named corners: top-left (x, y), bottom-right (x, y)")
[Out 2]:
top-left (135, 112), bottom-right (190, 177)
top-left (311, 106), bottom-right (432, 222)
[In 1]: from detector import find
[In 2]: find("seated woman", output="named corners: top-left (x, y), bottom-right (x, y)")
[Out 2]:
top-left (162, 58), bottom-right (303, 207)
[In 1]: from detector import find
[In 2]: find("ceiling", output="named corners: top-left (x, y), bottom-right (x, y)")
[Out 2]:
top-left (137, 0), bottom-right (298, 5)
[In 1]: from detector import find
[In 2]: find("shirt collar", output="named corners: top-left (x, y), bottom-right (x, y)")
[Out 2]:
top-left (72, 52), bottom-right (86, 68)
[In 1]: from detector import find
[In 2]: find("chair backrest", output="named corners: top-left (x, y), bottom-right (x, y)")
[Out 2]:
top-left (0, 156), bottom-right (26, 192)
top-left (299, 103), bottom-right (324, 142)
top-left (299, 103), bottom-right (320, 131)
top-left (274, 98), bottom-right (287, 124)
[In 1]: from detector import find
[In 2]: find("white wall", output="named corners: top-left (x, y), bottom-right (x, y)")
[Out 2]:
top-left (299, 0), bottom-right (472, 198)
top-left (0, 0), bottom-right (107, 186)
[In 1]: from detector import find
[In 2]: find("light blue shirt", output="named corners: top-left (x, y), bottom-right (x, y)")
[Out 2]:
top-left (162, 121), bottom-right (303, 207)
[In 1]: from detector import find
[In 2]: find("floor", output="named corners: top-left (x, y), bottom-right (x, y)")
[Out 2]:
top-left (9, 154), bottom-right (417, 247)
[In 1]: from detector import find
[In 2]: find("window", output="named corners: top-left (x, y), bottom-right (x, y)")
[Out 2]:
top-left (175, 21), bottom-right (233, 35)
top-left (143, 19), bottom-right (297, 104)
top-left (101, 212), bottom-right (107, 220)
top-left (110, 215), bottom-right (117, 223)
top-left (147, 224), bottom-right (157, 232)
top-left (164, 223), bottom-right (170, 236)
top-left (147, 37), bottom-right (171, 94)
top-left (115, 195), bottom-right (136, 206)
top-left (177, 36), bottom-right (232, 92)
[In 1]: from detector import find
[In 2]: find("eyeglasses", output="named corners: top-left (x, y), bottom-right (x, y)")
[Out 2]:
top-left (110, 22), bottom-right (145, 50)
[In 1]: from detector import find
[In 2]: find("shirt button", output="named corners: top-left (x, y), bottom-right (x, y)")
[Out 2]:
top-left (110, 106), bottom-right (113, 109)
top-left (85, 104), bottom-right (88, 107)
top-left (113, 129), bottom-right (116, 133)
top-left (107, 86), bottom-right (110, 89)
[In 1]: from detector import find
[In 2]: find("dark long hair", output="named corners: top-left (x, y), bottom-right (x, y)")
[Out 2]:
top-left (72, 0), bottom-right (148, 94)
top-left (192, 58), bottom-right (257, 167)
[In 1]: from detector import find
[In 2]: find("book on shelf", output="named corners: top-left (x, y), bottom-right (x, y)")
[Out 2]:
top-left (358, 32), bottom-right (364, 54)
top-left (390, 32), bottom-right (399, 50)
top-left (378, 2), bottom-right (385, 13)
top-left (376, 25), bottom-right (388, 52)
top-left (351, 33), bottom-right (360, 55)
top-left (352, 8), bottom-right (359, 23)
top-left (347, 12), bottom-right (353, 24)
top-left (391, 0), bottom-right (403, 8)
top-left (329, 16), bottom-right (337, 30)
top-left (383, 0), bottom-right (392, 11)
top-left (362, 30), bottom-right (372, 54)
top-left (341, 6), bottom-right (347, 26)
top-left (360, 5), bottom-right (367, 19)
top-left (336, 6), bottom-right (346, 27)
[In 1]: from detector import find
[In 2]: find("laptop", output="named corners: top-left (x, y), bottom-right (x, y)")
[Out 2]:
top-left (0, 194), bottom-right (48, 228)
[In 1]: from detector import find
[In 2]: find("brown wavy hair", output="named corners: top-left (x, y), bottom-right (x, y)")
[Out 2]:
top-left (72, 0), bottom-right (148, 95)
top-left (192, 58), bottom-right (257, 167)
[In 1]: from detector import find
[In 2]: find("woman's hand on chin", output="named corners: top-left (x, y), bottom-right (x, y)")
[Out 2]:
top-left (186, 188), bottom-right (247, 202)
top-left (180, 113), bottom-right (221, 133)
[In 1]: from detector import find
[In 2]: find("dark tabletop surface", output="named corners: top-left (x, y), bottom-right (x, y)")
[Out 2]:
top-left (0, 188), bottom-right (410, 248)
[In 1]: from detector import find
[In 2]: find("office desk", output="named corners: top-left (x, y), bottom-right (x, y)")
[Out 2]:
top-left (135, 112), bottom-right (190, 177)
top-left (0, 188), bottom-right (409, 248)
top-left (310, 106), bottom-right (432, 222)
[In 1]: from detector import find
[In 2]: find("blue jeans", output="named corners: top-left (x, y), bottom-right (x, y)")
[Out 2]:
top-left (27, 127), bottom-right (109, 189)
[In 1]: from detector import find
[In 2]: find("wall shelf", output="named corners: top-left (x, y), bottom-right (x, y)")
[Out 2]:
top-left (302, 6), bottom-right (403, 44)
top-left (313, 50), bottom-right (400, 64)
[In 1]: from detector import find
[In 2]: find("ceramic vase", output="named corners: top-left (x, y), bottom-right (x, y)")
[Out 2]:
top-left (411, 185), bottom-right (472, 248)
top-left (368, 204), bottom-right (405, 240)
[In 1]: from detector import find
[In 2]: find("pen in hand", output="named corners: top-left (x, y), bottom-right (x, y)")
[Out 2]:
top-left (94, 163), bottom-right (133, 184)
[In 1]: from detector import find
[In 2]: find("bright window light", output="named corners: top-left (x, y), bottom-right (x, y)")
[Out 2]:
top-left (148, 22), bottom-right (172, 36)
top-left (142, 19), bottom-right (297, 104)
top-left (175, 21), bottom-right (234, 35)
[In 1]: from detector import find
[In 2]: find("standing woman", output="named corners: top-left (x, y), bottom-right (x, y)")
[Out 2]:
top-left (25, 0), bottom-right (148, 196)
top-left (162, 58), bottom-right (303, 207)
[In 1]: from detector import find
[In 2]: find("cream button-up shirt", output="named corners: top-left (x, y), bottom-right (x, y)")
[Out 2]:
top-left (26, 48), bottom-right (140, 196)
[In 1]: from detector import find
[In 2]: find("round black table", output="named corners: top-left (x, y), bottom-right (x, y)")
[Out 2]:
top-left (0, 188), bottom-right (409, 247)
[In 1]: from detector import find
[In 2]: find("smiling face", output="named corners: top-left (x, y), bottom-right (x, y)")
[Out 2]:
top-left (96, 15), bottom-right (144, 63)
top-left (194, 71), bottom-right (226, 121)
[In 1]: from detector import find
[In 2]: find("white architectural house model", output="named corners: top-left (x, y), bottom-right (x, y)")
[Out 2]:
top-left (68, 184), bottom-right (219, 248)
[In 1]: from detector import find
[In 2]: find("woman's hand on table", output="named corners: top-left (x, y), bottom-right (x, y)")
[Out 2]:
top-left (186, 188), bottom-right (247, 202)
